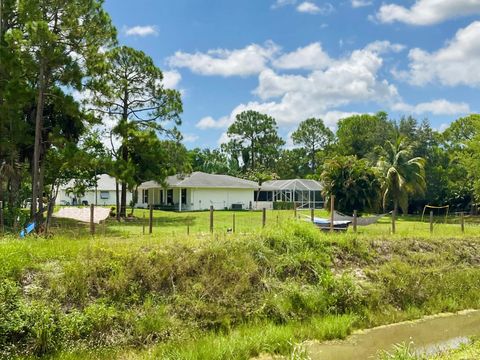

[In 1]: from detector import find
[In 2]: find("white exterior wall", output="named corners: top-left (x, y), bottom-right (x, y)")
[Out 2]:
top-left (136, 187), bottom-right (255, 211)
top-left (56, 189), bottom-right (132, 206)
top-left (252, 201), bottom-right (274, 210)
top-left (188, 188), bottom-right (254, 211)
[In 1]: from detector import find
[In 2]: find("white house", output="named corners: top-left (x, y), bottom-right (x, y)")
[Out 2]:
top-left (137, 172), bottom-right (258, 211)
top-left (56, 174), bottom-right (133, 206)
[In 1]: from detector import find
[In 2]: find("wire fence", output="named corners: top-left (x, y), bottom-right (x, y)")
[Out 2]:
top-left (1, 206), bottom-right (479, 239)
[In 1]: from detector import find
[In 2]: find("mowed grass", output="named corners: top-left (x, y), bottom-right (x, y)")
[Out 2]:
top-left (47, 207), bottom-right (480, 240)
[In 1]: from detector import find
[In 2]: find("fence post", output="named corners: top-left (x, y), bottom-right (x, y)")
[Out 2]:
top-left (392, 209), bottom-right (396, 234)
top-left (330, 195), bottom-right (335, 232)
top-left (262, 208), bottom-right (266, 228)
top-left (187, 224), bottom-right (190, 236)
top-left (311, 207), bottom-right (315, 223)
top-left (353, 210), bottom-right (358, 233)
top-left (0, 201), bottom-right (4, 236)
top-left (461, 212), bottom-right (465, 234)
top-left (90, 204), bottom-right (95, 236)
top-left (143, 212), bottom-right (145, 235)
top-left (149, 204), bottom-right (153, 234)
top-left (210, 206), bottom-right (214, 233)
top-left (294, 203), bottom-right (297, 218)
top-left (430, 211), bottom-right (434, 234)
top-left (233, 213), bottom-right (236, 233)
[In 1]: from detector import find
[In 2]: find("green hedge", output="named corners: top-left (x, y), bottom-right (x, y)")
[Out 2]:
top-left (273, 201), bottom-right (296, 210)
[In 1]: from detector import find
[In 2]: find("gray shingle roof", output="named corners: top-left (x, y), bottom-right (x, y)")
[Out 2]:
top-left (139, 172), bottom-right (259, 189)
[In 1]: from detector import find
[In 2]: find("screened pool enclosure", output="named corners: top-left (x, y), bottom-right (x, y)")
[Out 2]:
top-left (256, 179), bottom-right (323, 209)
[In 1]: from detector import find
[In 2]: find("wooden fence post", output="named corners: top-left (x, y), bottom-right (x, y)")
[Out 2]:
top-left (233, 213), bottom-right (236, 233)
top-left (210, 206), bottom-right (214, 233)
top-left (430, 211), bottom-right (434, 234)
top-left (0, 201), bottom-right (4, 236)
top-left (143, 212), bottom-right (145, 235)
top-left (262, 208), bottom-right (266, 228)
top-left (330, 195), bottom-right (335, 232)
top-left (294, 203), bottom-right (297, 218)
top-left (461, 212), bottom-right (465, 234)
top-left (90, 204), bottom-right (95, 236)
top-left (187, 224), bottom-right (190, 236)
top-left (392, 209), bottom-right (396, 234)
top-left (353, 210), bottom-right (358, 233)
top-left (149, 204), bottom-right (153, 234)
top-left (311, 207), bottom-right (315, 223)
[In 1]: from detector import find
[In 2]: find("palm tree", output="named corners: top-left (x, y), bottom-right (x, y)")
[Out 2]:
top-left (377, 137), bottom-right (426, 215)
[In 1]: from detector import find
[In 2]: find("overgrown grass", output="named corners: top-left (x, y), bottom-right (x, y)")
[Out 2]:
top-left (1, 215), bottom-right (480, 359)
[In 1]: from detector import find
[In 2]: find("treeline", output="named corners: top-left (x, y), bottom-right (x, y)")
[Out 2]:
top-left (0, 1), bottom-right (189, 228)
top-left (189, 110), bottom-right (480, 215)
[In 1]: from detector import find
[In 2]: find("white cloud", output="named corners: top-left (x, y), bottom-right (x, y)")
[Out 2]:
top-left (196, 116), bottom-right (231, 130)
top-left (272, 0), bottom-right (297, 9)
top-left (376, 0), bottom-right (480, 26)
top-left (197, 41), bottom-right (401, 132)
top-left (399, 21), bottom-right (480, 87)
top-left (392, 100), bottom-right (471, 115)
top-left (364, 40), bottom-right (406, 54)
top-left (351, 0), bottom-right (372, 8)
top-left (296, 2), bottom-right (320, 14)
top-left (273, 42), bottom-right (332, 70)
top-left (438, 123), bottom-right (450, 133)
top-left (167, 42), bottom-right (280, 77)
top-left (297, 2), bottom-right (334, 14)
top-left (254, 43), bottom-right (400, 108)
top-left (124, 25), bottom-right (159, 37)
top-left (162, 70), bottom-right (182, 89)
top-left (182, 134), bottom-right (199, 143)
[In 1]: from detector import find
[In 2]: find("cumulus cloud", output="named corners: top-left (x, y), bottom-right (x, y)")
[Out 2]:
top-left (162, 70), bottom-right (182, 89)
top-left (376, 0), bottom-right (480, 25)
top-left (297, 2), bottom-right (334, 14)
top-left (273, 42), bottom-right (332, 70)
top-left (182, 134), bottom-right (199, 143)
top-left (392, 100), bottom-right (471, 115)
top-left (397, 21), bottom-right (480, 87)
top-left (351, 0), bottom-right (372, 8)
top-left (124, 25), bottom-right (159, 37)
top-left (271, 0), bottom-right (297, 9)
top-left (196, 41), bottom-right (403, 132)
top-left (167, 42), bottom-right (280, 77)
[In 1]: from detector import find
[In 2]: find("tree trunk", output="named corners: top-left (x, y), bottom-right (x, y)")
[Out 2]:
top-left (31, 61), bottom-right (46, 221)
top-left (120, 143), bottom-right (128, 218)
top-left (115, 180), bottom-right (120, 221)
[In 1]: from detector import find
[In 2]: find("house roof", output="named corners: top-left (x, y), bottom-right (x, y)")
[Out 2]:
top-left (61, 174), bottom-right (117, 191)
top-left (139, 172), bottom-right (259, 189)
top-left (261, 179), bottom-right (323, 192)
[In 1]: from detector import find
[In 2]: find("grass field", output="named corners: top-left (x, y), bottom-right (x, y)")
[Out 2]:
top-left (1, 209), bottom-right (480, 359)
top-left (49, 208), bottom-right (480, 239)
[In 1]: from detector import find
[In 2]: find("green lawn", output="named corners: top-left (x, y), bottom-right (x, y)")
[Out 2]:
top-left (47, 207), bottom-right (478, 240)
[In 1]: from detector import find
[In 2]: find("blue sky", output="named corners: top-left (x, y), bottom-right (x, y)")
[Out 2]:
top-left (104, 0), bottom-right (480, 148)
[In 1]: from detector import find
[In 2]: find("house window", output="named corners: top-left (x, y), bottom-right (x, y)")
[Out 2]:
top-left (167, 189), bottom-right (173, 205)
top-left (100, 191), bottom-right (110, 199)
top-left (254, 191), bottom-right (272, 202)
top-left (160, 189), bottom-right (164, 204)
top-left (181, 189), bottom-right (187, 205)
top-left (142, 189), bottom-right (149, 204)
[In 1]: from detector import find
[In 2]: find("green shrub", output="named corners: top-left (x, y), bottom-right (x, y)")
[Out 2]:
top-left (273, 202), bottom-right (296, 210)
